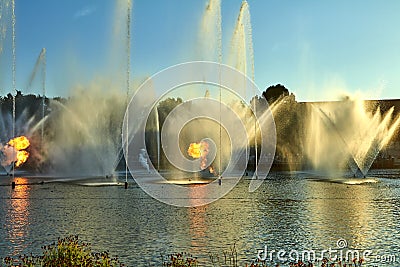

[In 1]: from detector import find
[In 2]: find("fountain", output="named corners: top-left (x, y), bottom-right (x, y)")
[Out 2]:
top-left (305, 96), bottom-right (400, 178)
top-left (42, 87), bottom-right (125, 178)
top-left (0, 13), bottom-right (48, 173)
top-left (0, 0), bottom-right (131, 182)
top-left (1, 0), bottom-right (397, 189)
top-left (1, 0), bottom-right (268, 186)
top-left (146, 0), bottom-right (265, 180)
top-left (228, 1), bottom-right (264, 178)
top-left (0, 104), bottom-right (46, 174)
top-left (39, 0), bottom-right (131, 179)
top-left (197, 0), bottom-right (221, 61)
top-left (228, 1), bottom-right (254, 86)
top-left (26, 48), bottom-right (46, 144)
top-left (142, 0), bottom-right (226, 179)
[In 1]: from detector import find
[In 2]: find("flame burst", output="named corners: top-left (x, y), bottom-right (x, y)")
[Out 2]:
top-left (8, 136), bottom-right (30, 150)
top-left (7, 136), bottom-right (30, 167)
top-left (187, 141), bottom-right (209, 170)
top-left (188, 142), bottom-right (202, 159)
top-left (15, 150), bottom-right (29, 167)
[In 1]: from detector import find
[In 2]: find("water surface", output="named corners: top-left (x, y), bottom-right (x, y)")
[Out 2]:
top-left (0, 170), bottom-right (399, 266)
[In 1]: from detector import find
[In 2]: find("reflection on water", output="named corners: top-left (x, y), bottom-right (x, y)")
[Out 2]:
top-left (189, 184), bottom-right (208, 252)
top-left (188, 205), bottom-right (207, 254)
top-left (306, 181), bottom-right (376, 250)
top-left (0, 171), bottom-right (399, 266)
top-left (3, 177), bottom-right (30, 256)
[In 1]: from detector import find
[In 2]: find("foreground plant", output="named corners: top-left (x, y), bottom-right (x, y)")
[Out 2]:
top-left (163, 246), bottom-right (368, 267)
top-left (1, 238), bottom-right (371, 267)
top-left (208, 243), bottom-right (239, 267)
top-left (1, 235), bottom-right (123, 267)
top-left (161, 252), bottom-right (198, 267)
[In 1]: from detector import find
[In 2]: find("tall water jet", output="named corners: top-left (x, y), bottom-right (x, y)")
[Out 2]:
top-left (228, 1), bottom-right (254, 95)
top-left (0, 0), bottom-right (18, 161)
top-left (198, 0), bottom-right (222, 174)
top-left (154, 1), bottom-right (252, 180)
top-left (11, 0), bottom-right (16, 178)
top-left (37, 0), bottom-right (133, 179)
top-left (124, 0), bottom-right (132, 186)
top-left (228, 1), bottom-right (260, 177)
top-left (0, 0), bottom-right (12, 57)
top-left (197, 0), bottom-right (221, 61)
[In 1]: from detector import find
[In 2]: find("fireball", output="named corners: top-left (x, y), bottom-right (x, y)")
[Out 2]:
top-left (15, 150), bottom-right (29, 167)
top-left (1, 135), bottom-right (31, 168)
top-left (187, 142), bottom-right (202, 158)
top-left (187, 141), bottom-right (209, 170)
top-left (8, 136), bottom-right (30, 150)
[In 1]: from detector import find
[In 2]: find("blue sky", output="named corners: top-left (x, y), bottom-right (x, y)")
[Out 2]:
top-left (1, 0), bottom-right (400, 101)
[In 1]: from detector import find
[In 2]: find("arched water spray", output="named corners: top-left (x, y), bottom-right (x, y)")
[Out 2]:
top-left (26, 48), bottom-right (47, 145)
top-left (26, 48), bottom-right (46, 92)
top-left (306, 98), bottom-right (400, 177)
top-left (41, 48), bottom-right (46, 147)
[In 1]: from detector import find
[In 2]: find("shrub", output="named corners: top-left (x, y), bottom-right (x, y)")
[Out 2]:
top-left (1, 235), bottom-right (123, 267)
top-left (161, 252), bottom-right (198, 267)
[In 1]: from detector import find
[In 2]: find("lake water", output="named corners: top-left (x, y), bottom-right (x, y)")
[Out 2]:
top-left (1, 170), bottom-right (400, 266)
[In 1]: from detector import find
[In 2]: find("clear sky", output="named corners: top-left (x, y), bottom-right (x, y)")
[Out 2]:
top-left (1, 0), bottom-right (400, 101)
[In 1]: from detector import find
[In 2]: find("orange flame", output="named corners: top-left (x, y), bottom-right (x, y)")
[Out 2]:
top-left (8, 136), bottom-right (30, 150)
top-left (188, 141), bottom-right (209, 170)
top-left (15, 151), bottom-right (29, 167)
top-left (7, 136), bottom-right (30, 167)
top-left (188, 143), bottom-right (202, 158)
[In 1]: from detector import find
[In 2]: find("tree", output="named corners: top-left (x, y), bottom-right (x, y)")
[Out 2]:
top-left (262, 84), bottom-right (289, 104)
top-left (157, 97), bottom-right (183, 128)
